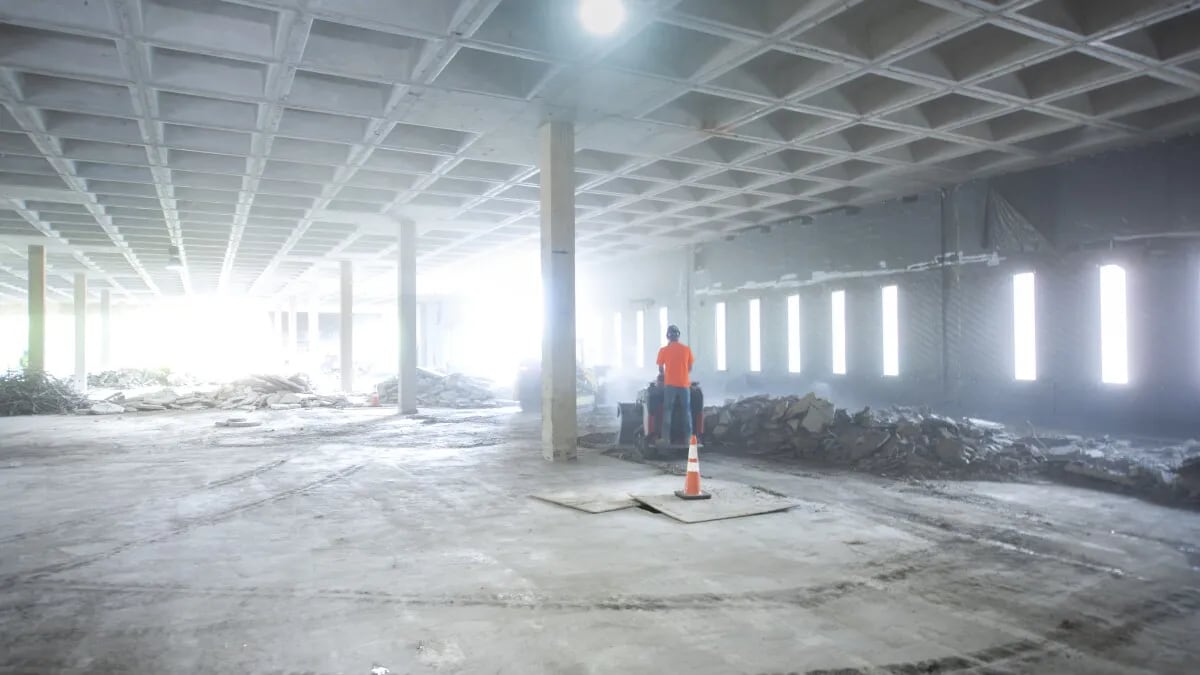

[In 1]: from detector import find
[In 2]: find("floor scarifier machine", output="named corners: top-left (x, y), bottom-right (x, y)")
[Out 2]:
top-left (617, 377), bottom-right (704, 459)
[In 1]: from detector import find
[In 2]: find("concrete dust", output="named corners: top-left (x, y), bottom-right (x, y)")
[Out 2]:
top-left (1, 407), bottom-right (1198, 673)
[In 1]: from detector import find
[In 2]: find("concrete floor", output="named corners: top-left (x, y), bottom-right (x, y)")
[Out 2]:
top-left (1, 408), bottom-right (1198, 674)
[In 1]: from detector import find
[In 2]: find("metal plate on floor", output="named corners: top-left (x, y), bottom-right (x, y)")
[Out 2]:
top-left (530, 477), bottom-right (681, 514)
top-left (530, 491), bottom-right (639, 513)
top-left (631, 480), bottom-right (799, 523)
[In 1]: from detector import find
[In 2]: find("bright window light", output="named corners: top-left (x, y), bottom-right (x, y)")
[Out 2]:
top-left (1100, 264), bottom-right (1129, 384)
top-left (579, 0), bottom-right (625, 35)
top-left (658, 306), bottom-right (669, 347)
top-left (635, 309), bottom-right (645, 368)
top-left (831, 290), bottom-right (846, 375)
top-left (613, 312), bottom-right (623, 368)
top-left (748, 298), bottom-right (762, 372)
top-left (787, 294), bottom-right (801, 373)
top-left (715, 302), bottom-right (727, 372)
top-left (882, 285), bottom-right (899, 377)
top-left (1013, 272), bottom-right (1037, 381)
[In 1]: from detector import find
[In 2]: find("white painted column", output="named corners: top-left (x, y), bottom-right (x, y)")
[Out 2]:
top-left (287, 296), bottom-right (298, 361)
top-left (100, 289), bottom-right (111, 370)
top-left (340, 260), bottom-right (353, 393)
top-left (308, 299), bottom-right (319, 353)
top-left (396, 219), bottom-right (418, 414)
top-left (73, 273), bottom-right (86, 393)
top-left (539, 119), bottom-right (577, 461)
top-left (27, 244), bottom-right (46, 373)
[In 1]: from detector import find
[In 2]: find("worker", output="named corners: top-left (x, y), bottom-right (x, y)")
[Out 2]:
top-left (656, 324), bottom-right (694, 446)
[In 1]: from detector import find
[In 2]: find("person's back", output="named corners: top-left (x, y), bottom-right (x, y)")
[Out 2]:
top-left (655, 325), bottom-right (695, 445)
top-left (657, 340), bottom-right (693, 388)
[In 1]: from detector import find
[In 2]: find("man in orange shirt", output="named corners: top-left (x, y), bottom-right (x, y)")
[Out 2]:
top-left (656, 324), bottom-right (695, 445)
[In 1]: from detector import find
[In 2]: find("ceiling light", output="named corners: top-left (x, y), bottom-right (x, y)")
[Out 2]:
top-left (579, 0), bottom-right (625, 36)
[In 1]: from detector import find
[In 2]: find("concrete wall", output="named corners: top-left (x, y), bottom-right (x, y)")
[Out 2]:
top-left (590, 134), bottom-right (1200, 435)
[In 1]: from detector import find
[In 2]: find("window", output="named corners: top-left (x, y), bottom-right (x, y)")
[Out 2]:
top-left (635, 309), bottom-right (645, 368)
top-left (612, 312), bottom-right (623, 368)
top-left (748, 298), bottom-right (762, 372)
top-left (658, 306), bottom-right (669, 347)
top-left (831, 290), bottom-right (846, 375)
top-left (1013, 272), bottom-right (1037, 381)
top-left (882, 285), bottom-right (899, 377)
top-left (1100, 264), bottom-right (1128, 384)
top-left (715, 302), bottom-right (727, 371)
top-left (787, 294), bottom-right (801, 373)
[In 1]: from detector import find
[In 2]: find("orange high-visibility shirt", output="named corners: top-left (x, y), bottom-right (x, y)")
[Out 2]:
top-left (656, 342), bottom-right (694, 388)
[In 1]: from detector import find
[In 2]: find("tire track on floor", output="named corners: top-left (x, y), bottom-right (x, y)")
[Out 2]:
top-left (9, 463), bottom-right (364, 580)
top-left (778, 586), bottom-right (1200, 674)
top-left (0, 457), bottom-right (293, 545)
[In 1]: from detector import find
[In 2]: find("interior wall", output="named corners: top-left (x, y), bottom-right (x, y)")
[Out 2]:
top-left (593, 134), bottom-right (1200, 435)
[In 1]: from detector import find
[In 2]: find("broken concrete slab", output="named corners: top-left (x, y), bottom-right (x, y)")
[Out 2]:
top-left (530, 477), bottom-right (681, 514)
top-left (89, 401), bottom-right (124, 415)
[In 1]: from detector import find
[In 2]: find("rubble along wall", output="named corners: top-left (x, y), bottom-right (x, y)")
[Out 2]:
top-left (587, 134), bottom-right (1200, 436)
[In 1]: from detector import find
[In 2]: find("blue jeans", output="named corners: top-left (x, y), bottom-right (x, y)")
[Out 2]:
top-left (662, 385), bottom-right (692, 443)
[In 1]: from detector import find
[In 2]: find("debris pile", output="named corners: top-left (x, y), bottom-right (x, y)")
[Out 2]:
top-left (90, 373), bottom-right (349, 414)
top-left (377, 369), bottom-right (500, 409)
top-left (0, 371), bottom-right (87, 416)
top-left (702, 393), bottom-right (1200, 506)
top-left (87, 368), bottom-right (194, 389)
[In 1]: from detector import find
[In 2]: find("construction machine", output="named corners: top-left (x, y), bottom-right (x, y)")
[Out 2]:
top-left (617, 377), bottom-right (704, 459)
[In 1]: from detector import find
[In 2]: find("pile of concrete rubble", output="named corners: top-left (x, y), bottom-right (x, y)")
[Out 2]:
top-left (87, 368), bottom-right (194, 389)
top-left (88, 373), bottom-right (348, 414)
top-left (377, 368), bottom-right (500, 409)
top-left (703, 393), bottom-right (1200, 507)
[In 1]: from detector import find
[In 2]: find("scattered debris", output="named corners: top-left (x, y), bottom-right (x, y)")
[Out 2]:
top-left (215, 417), bottom-right (261, 428)
top-left (701, 393), bottom-right (1200, 507)
top-left (99, 374), bottom-right (349, 413)
top-left (0, 371), bottom-right (87, 416)
top-left (87, 368), bottom-right (194, 389)
top-left (377, 368), bottom-right (501, 409)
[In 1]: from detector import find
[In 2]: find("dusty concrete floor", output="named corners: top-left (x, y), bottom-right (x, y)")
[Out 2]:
top-left (1, 407), bottom-right (1198, 674)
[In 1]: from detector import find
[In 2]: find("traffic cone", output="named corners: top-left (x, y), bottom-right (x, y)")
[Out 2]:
top-left (675, 436), bottom-right (711, 500)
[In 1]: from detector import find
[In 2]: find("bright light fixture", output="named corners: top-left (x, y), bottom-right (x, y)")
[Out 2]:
top-left (579, 0), bottom-right (625, 35)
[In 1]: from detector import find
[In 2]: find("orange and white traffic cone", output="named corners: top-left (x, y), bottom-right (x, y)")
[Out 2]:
top-left (675, 435), bottom-right (711, 500)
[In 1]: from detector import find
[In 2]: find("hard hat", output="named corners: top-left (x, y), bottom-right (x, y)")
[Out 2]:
top-left (666, 324), bottom-right (681, 340)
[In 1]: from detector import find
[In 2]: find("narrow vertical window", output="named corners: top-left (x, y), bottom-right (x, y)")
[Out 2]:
top-left (831, 290), bottom-right (846, 375)
top-left (1013, 272), bottom-right (1037, 381)
top-left (635, 310), bottom-right (645, 368)
top-left (1100, 264), bottom-right (1128, 384)
top-left (787, 294), bottom-right (801, 373)
top-left (748, 298), bottom-right (762, 372)
top-left (715, 302), bottom-right (727, 372)
top-left (613, 312), bottom-right (623, 368)
top-left (882, 285), bottom-right (899, 377)
top-left (658, 306), bottom-right (669, 347)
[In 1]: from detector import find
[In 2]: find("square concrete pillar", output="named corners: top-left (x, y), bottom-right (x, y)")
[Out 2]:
top-left (100, 289), bottom-right (111, 370)
top-left (340, 260), bottom-right (354, 393)
top-left (74, 273), bottom-right (87, 393)
top-left (287, 296), bottom-right (298, 360)
top-left (396, 219), bottom-right (418, 414)
top-left (26, 244), bottom-right (45, 373)
top-left (539, 119), bottom-right (577, 461)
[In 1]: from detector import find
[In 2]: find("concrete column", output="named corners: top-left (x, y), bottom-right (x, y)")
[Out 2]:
top-left (100, 289), bottom-right (111, 369)
top-left (287, 296), bottom-right (298, 360)
top-left (308, 300), bottom-right (319, 352)
top-left (26, 244), bottom-right (45, 373)
top-left (396, 219), bottom-right (418, 414)
top-left (539, 119), bottom-right (577, 461)
top-left (340, 260), bottom-right (353, 393)
top-left (74, 274), bottom-right (87, 392)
